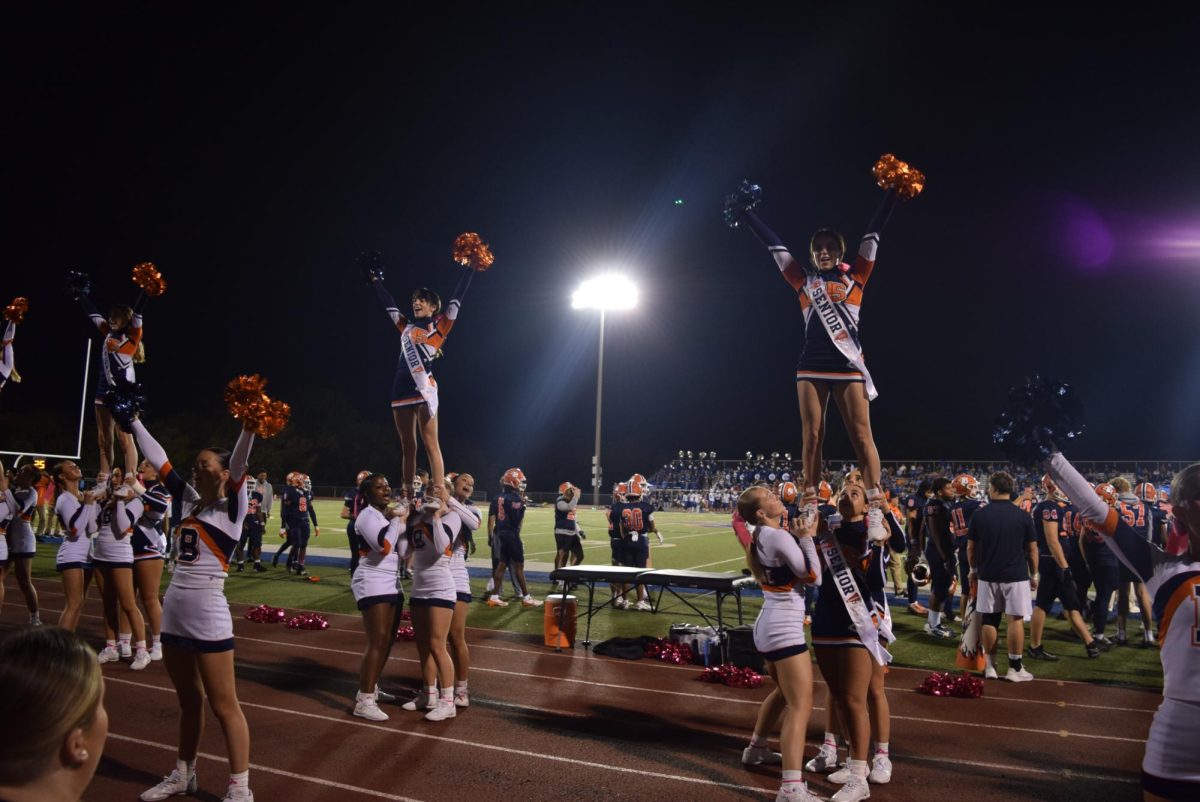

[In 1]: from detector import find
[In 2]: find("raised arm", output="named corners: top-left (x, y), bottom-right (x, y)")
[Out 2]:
top-left (847, 192), bottom-right (898, 287)
top-left (372, 278), bottom-right (407, 328)
top-left (131, 419), bottom-right (189, 498)
top-left (79, 295), bottom-right (108, 334)
top-left (1, 321), bottom-right (14, 376)
top-left (742, 209), bottom-right (808, 292)
top-left (1045, 452), bottom-right (1155, 581)
top-left (448, 497), bottom-right (481, 531)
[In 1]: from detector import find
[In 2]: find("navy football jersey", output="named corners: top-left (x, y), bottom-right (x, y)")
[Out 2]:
top-left (617, 500), bottom-right (655, 537)
top-left (1116, 495), bottom-right (1151, 541)
top-left (243, 491), bottom-right (265, 534)
top-left (1033, 499), bottom-right (1078, 560)
top-left (490, 489), bottom-right (525, 536)
top-left (949, 498), bottom-right (984, 546)
top-left (922, 497), bottom-right (953, 560)
top-left (282, 486), bottom-right (303, 524)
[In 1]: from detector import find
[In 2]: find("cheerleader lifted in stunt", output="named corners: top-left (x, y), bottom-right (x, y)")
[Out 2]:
top-left (364, 243), bottom-right (482, 502)
top-left (726, 158), bottom-right (922, 540)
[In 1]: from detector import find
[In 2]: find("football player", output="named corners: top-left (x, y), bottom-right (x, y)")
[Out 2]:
top-left (616, 474), bottom-right (661, 610)
top-left (920, 478), bottom-right (957, 638)
top-left (948, 474), bottom-right (986, 624)
top-left (486, 468), bottom-right (540, 608)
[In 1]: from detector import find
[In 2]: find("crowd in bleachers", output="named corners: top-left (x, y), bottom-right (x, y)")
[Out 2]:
top-left (650, 452), bottom-right (1182, 511)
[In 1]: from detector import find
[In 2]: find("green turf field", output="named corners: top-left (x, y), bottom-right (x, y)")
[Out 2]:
top-left (23, 502), bottom-right (1166, 690)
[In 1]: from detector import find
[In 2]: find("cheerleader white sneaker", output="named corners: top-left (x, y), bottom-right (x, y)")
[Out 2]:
top-left (221, 786), bottom-right (253, 802)
top-left (865, 506), bottom-right (888, 542)
top-left (453, 689), bottom-right (470, 708)
top-left (353, 692), bottom-right (389, 722)
top-left (97, 646), bottom-right (120, 664)
top-left (805, 745), bottom-right (839, 773)
top-left (634, 599), bottom-right (652, 611)
top-left (868, 754), bottom-right (892, 784)
top-left (830, 775), bottom-right (870, 802)
top-left (424, 699), bottom-right (457, 721)
top-left (118, 641), bottom-right (133, 659)
top-left (776, 784), bottom-right (824, 802)
top-left (140, 769), bottom-right (197, 801)
top-left (150, 641), bottom-right (163, 661)
top-left (827, 766), bottom-right (853, 784)
top-left (741, 744), bottom-right (783, 766)
top-left (521, 595), bottom-right (544, 608)
top-left (401, 691), bottom-right (433, 712)
top-left (131, 649), bottom-right (153, 671)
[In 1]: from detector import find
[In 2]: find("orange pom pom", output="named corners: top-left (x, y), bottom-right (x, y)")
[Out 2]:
top-left (452, 232), bottom-right (495, 272)
top-left (873, 154), bottom-right (925, 201)
top-left (131, 262), bottom-right (168, 297)
top-left (224, 375), bottom-right (289, 438)
top-left (3, 297), bottom-right (29, 324)
top-left (224, 374), bottom-right (268, 421)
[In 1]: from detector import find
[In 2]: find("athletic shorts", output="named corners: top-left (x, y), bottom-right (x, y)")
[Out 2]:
top-left (1143, 697), bottom-right (1200, 797)
top-left (495, 531), bottom-right (524, 563)
top-left (555, 532), bottom-right (582, 551)
top-left (1035, 566), bottom-right (1083, 613)
top-left (161, 582), bottom-right (234, 652)
top-left (928, 554), bottom-right (954, 599)
top-left (977, 579), bottom-right (1033, 617)
top-left (410, 596), bottom-right (456, 611)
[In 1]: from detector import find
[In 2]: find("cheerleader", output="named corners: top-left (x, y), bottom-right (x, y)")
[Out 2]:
top-left (51, 461), bottom-right (100, 631)
top-left (1045, 454), bottom-right (1200, 801)
top-left (402, 483), bottom-right (459, 721)
top-left (369, 265), bottom-right (474, 497)
top-left (130, 416), bottom-right (256, 802)
top-left (350, 472), bottom-right (410, 722)
top-left (731, 182), bottom-right (903, 541)
top-left (87, 470), bottom-right (150, 669)
top-left (443, 472), bottom-right (480, 708)
top-left (2, 464), bottom-right (42, 625)
top-left (0, 318), bottom-right (17, 392)
top-left (808, 482), bottom-right (893, 802)
top-left (76, 289), bottom-right (146, 479)
top-left (0, 497), bottom-right (9, 614)
top-left (118, 462), bottom-right (171, 660)
top-left (740, 485), bottom-right (822, 802)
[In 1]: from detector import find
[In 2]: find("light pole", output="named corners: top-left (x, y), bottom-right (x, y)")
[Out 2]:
top-left (572, 273), bottom-right (638, 507)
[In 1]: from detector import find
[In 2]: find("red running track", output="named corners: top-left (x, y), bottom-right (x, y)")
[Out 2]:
top-left (1, 576), bottom-right (1155, 801)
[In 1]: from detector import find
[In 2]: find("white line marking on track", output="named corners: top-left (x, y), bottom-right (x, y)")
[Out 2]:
top-left (685, 556), bottom-right (747, 570)
top-left (104, 677), bottom-right (777, 796)
top-left (105, 732), bottom-right (428, 801)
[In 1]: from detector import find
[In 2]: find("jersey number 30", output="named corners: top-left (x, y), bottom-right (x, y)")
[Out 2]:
top-left (622, 508), bottom-right (644, 532)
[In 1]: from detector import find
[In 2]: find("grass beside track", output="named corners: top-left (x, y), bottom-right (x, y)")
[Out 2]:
top-left (23, 503), bottom-right (1165, 690)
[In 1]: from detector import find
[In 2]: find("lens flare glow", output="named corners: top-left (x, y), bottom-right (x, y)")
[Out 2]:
top-left (571, 273), bottom-right (639, 310)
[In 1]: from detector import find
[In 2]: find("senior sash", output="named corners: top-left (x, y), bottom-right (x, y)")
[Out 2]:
top-left (400, 325), bottom-right (439, 417)
top-left (818, 531), bottom-right (892, 666)
top-left (803, 274), bottom-right (878, 401)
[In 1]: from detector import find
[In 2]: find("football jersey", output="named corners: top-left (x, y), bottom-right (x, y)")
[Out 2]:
top-left (948, 498), bottom-right (984, 546)
top-left (617, 500), bottom-right (655, 537)
top-left (490, 489), bottom-right (525, 536)
top-left (1033, 499), bottom-right (1079, 561)
top-left (922, 497), bottom-right (953, 560)
top-left (1116, 493), bottom-right (1152, 541)
top-left (554, 494), bottom-right (579, 534)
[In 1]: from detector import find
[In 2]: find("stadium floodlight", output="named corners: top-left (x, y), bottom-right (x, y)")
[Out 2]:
top-left (573, 273), bottom-right (639, 507)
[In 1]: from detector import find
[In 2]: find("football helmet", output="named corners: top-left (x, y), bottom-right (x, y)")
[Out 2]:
top-left (1137, 482), bottom-right (1158, 503)
top-left (952, 474), bottom-right (981, 500)
top-left (779, 481), bottom-right (798, 504)
top-left (246, 476), bottom-right (257, 492)
top-left (559, 481), bottom-right (575, 495)
top-left (1094, 483), bottom-right (1117, 506)
top-left (501, 467), bottom-right (526, 491)
top-left (615, 482), bottom-right (628, 500)
top-left (302, 474), bottom-right (312, 493)
top-left (285, 471), bottom-right (302, 487)
top-left (817, 481), bottom-right (833, 502)
top-left (628, 473), bottom-right (649, 497)
top-left (1041, 474), bottom-right (1067, 502)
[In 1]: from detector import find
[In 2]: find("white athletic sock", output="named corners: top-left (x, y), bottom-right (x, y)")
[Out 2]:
top-left (927, 609), bottom-right (940, 629)
top-left (440, 688), bottom-right (453, 702)
top-left (984, 653), bottom-right (996, 672)
top-left (781, 769), bottom-right (804, 790)
top-left (454, 680), bottom-right (468, 692)
top-left (875, 741), bottom-right (889, 756)
top-left (177, 758), bottom-right (195, 779)
top-left (119, 633), bottom-right (131, 644)
top-left (106, 639), bottom-right (117, 649)
top-left (136, 640), bottom-right (147, 652)
top-left (822, 732), bottom-right (838, 751)
top-left (424, 685), bottom-right (437, 698)
top-left (229, 769), bottom-right (249, 789)
top-left (846, 758), bottom-right (869, 778)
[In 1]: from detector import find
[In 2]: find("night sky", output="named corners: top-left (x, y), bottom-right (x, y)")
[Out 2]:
top-left (4, 5), bottom-right (1200, 489)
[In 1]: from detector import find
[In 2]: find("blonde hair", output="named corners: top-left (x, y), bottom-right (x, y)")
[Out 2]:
top-left (0, 627), bottom-right (103, 785)
top-left (738, 487), bottom-right (771, 584)
top-left (1110, 477), bottom-right (1132, 493)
